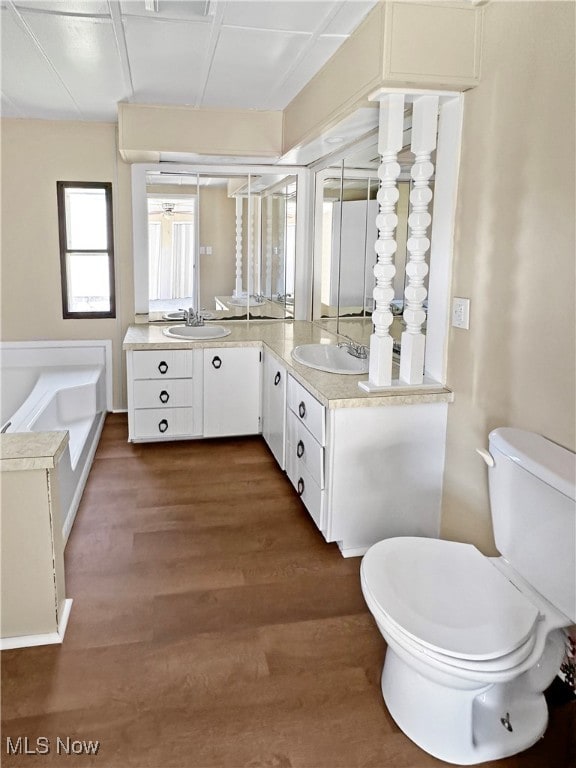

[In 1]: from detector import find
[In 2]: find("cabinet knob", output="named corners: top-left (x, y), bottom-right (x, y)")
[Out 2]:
top-left (298, 401), bottom-right (306, 419)
top-left (158, 361), bottom-right (169, 375)
top-left (297, 478), bottom-right (305, 497)
top-left (212, 356), bottom-right (222, 369)
top-left (274, 371), bottom-right (281, 386)
top-left (158, 418), bottom-right (169, 433)
top-left (296, 440), bottom-right (305, 458)
top-left (159, 390), bottom-right (170, 404)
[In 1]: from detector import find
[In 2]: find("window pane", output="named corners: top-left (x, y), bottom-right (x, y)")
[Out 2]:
top-left (66, 252), bottom-right (111, 313)
top-left (65, 188), bottom-right (107, 250)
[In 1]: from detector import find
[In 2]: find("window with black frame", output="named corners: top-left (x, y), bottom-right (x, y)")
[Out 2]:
top-left (57, 181), bottom-right (115, 318)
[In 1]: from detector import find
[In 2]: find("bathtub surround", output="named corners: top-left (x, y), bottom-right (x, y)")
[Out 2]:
top-left (0, 431), bottom-right (72, 650)
top-left (0, 340), bottom-right (111, 542)
top-left (0, 341), bottom-right (110, 649)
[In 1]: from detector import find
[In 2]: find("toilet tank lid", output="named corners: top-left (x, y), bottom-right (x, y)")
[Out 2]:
top-left (489, 428), bottom-right (576, 502)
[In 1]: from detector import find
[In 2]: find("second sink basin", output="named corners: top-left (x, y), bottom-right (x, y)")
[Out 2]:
top-left (163, 325), bottom-right (231, 340)
top-left (291, 344), bottom-right (369, 375)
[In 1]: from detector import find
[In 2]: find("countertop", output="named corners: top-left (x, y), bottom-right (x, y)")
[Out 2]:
top-left (0, 431), bottom-right (69, 472)
top-left (123, 320), bottom-right (453, 409)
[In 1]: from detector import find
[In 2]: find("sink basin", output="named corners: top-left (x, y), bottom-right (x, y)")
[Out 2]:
top-left (162, 325), bottom-right (231, 340)
top-left (291, 344), bottom-right (369, 375)
top-left (227, 296), bottom-right (249, 306)
top-left (162, 311), bottom-right (186, 321)
top-left (162, 311), bottom-right (214, 321)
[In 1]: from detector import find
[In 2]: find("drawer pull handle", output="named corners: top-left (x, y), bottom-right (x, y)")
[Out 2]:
top-left (274, 371), bottom-right (281, 386)
top-left (212, 356), bottom-right (222, 369)
top-left (159, 390), bottom-right (170, 404)
top-left (158, 361), bottom-right (169, 375)
top-left (296, 440), bottom-right (305, 458)
top-left (158, 419), bottom-right (169, 433)
top-left (298, 401), bottom-right (306, 419)
top-left (297, 478), bottom-right (305, 497)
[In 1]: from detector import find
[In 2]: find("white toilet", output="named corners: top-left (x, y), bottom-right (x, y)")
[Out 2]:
top-left (361, 428), bottom-right (575, 765)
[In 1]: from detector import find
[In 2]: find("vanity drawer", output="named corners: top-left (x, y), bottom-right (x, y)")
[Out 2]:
top-left (287, 375), bottom-right (325, 446)
top-left (133, 379), bottom-right (193, 409)
top-left (287, 448), bottom-right (324, 531)
top-left (133, 407), bottom-right (195, 439)
top-left (132, 350), bottom-right (194, 380)
top-left (286, 410), bottom-right (324, 488)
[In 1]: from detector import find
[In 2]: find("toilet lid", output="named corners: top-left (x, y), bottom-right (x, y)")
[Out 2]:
top-left (361, 537), bottom-right (540, 660)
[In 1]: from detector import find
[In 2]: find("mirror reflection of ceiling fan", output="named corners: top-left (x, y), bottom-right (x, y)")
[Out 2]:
top-left (148, 199), bottom-right (195, 216)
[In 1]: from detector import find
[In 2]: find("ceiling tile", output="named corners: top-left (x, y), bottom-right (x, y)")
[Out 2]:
top-left (321, 0), bottom-right (378, 35)
top-left (222, 1), bottom-right (337, 34)
top-left (13, 1), bottom-right (110, 14)
top-left (124, 16), bottom-right (211, 104)
top-left (270, 34), bottom-right (345, 107)
top-left (120, 0), bottom-right (214, 22)
top-left (20, 12), bottom-right (127, 120)
top-left (0, 8), bottom-right (81, 119)
top-left (202, 26), bottom-right (308, 109)
top-left (1, 94), bottom-right (24, 117)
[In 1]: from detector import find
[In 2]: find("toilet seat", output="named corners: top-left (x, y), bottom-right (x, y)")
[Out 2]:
top-left (361, 537), bottom-right (541, 663)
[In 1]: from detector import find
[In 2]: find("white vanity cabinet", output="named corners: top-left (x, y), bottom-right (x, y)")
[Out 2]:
top-left (127, 349), bottom-right (203, 441)
top-left (285, 374), bottom-right (448, 557)
top-left (203, 347), bottom-right (262, 437)
top-left (285, 376), bottom-right (326, 529)
top-left (262, 351), bottom-right (286, 469)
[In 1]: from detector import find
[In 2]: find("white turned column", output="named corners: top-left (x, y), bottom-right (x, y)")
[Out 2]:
top-left (360, 93), bottom-right (405, 391)
top-left (247, 195), bottom-right (254, 297)
top-left (277, 196), bottom-right (286, 296)
top-left (233, 196), bottom-right (243, 297)
top-left (399, 95), bottom-right (439, 384)
top-left (265, 198), bottom-right (273, 296)
top-left (256, 196), bottom-right (262, 296)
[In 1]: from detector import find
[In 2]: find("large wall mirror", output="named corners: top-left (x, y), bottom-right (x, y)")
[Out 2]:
top-left (312, 132), bottom-right (433, 347)
top-left (132, 164), bottom-right (309, 321)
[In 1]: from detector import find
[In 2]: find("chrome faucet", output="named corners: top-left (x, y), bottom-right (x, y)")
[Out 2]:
top-left (338, 341), bottom-right (368, 359)
top-left (179, 308), bottom-right (205, 327)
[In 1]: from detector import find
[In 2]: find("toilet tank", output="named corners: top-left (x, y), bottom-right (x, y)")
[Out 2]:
top-left (488, 428), bottom-right (576, 622)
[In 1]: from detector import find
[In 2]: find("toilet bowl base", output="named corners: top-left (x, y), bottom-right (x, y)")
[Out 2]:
top-left (381, 647), bottom-right (549, 765)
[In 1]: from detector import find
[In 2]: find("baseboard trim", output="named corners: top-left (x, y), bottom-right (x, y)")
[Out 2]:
top-left (0, 599), bottom-right (73, 651)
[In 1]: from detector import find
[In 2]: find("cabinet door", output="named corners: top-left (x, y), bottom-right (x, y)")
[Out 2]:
top-left (262, 352), bottom-right (286, 469)
top-left (203, 348), bottom-right (262, 437)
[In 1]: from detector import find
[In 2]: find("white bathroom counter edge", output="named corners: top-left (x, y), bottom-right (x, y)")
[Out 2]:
top-left (123, 321), bottom-right (453, 409)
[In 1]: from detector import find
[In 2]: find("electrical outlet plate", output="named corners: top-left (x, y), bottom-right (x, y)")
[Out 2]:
top-left (452, 297), bottom-right (470, 329)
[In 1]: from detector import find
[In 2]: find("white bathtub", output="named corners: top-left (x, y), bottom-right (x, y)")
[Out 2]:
top-left (0, 341), bottom-right (112, 543)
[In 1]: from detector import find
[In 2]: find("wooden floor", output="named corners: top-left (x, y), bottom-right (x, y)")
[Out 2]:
top-left (2, 414), bottom-right (574, 768)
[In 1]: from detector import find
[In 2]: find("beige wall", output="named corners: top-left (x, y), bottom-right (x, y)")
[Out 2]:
top-left (198, 186), bottom-right (236, 309)
top-left (0, 119), bottom-right (133, 409)
top-left (441, 1), bottom-right (576, 554)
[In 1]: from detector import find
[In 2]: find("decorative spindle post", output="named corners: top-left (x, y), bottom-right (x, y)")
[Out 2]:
top-left (265, 197), bottom-right (273, 297)
top-left (233, 195), bottom-right (243, 297)
top-left (277, 196), bottom-right (286, 296)
top-left (399, 95), bottom-right (439, 384)
top-left (359, 92), bottom-right (405, 391)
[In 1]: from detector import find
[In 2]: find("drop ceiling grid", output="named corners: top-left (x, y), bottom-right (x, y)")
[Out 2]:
top-left (123, 15), bottom-right (212, 106)
top-left (1, 6), bottom-right (83, 119)
top-left (202, 25), bottom-right (318, 110)
top-left (1, 0), bottom-right (379, 120)
top-left (20, 12), bottom-right (127, 119)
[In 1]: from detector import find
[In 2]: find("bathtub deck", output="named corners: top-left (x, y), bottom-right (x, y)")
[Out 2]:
top-left (1, 414), bottom-right (574, 768)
